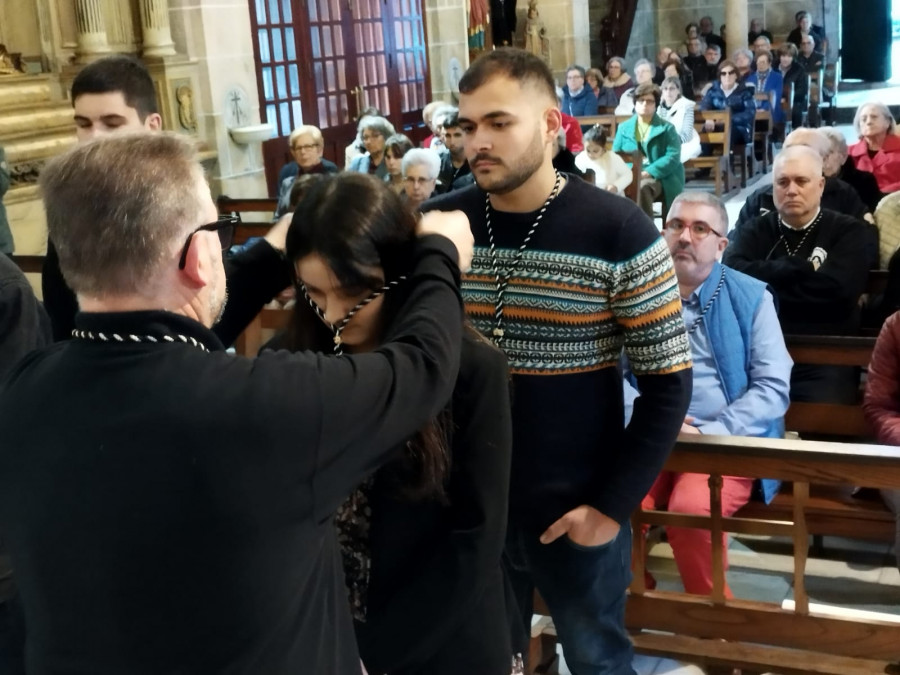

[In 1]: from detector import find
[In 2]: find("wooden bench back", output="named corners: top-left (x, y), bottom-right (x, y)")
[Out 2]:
top-left (10, 255), bottom-right (44, 274)
top-left (217, 195), bottom-right (279, 245)
top-left (693, 108), bottom-right (732, 156)
top-left (783, 334), bottom-right (875, 439)
top-left (615, 150), bottom-right (642, 203)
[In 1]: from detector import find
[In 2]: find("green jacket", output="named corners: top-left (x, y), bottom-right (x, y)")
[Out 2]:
top-left (612, 113), bottom-right (685, 210)
top-left (0, 147), bottom-right (13, 254)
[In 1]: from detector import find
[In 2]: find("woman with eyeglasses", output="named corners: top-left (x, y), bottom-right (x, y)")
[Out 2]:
top-left (777, 43), bottom-right (809, 132)
top-left (273, 172), bottom-right (515, 675)
top-left (603, 56), bottom-right (633, 101)
top-left (400, 148), bottom-right (441, 212)
top-left (698, 59), bottom-right (755, 152)
top-left (274, 125), bottom-right (341, 219)
top-left (613, 82), bottom-right (684, 218)
top-left (348, 116), bottom-right (396, 179)
top-left (658, 76), bottom-right (701, 163)
top-left (383, 133), bottom-right (414, 196)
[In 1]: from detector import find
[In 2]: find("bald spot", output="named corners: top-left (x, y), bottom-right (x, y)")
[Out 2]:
top-left (783, 128), bottom-right (830, 161)
top-left (774, 144), bottom-right (823, 176)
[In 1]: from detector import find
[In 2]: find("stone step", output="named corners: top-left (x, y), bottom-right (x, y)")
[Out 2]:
top-left (0, 104), bottom-right (74, 141)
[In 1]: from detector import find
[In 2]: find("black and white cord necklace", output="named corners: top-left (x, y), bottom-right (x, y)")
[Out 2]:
top-left (686, 265), bottom-right (726, 335)
top-left (72, 329), bottom-right (210, 352)
top-left (484, 171), bottom-right (562, 346)
top-left (301, 277), bottom-right (407, 355)
top-left (778, 210), bottom-right (823, 257)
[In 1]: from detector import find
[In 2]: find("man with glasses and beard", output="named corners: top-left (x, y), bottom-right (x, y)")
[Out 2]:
top-left (627, 192), bottom-right (791, 599)
top-left (0, 132), bottom-right (474, 673)
top-left (424, 48), bottom-right (692, 675)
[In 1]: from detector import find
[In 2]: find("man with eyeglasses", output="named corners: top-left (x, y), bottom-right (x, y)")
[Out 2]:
top-left (0, 132), bottom-right (474, 674)
top-left (626, 191), bottom-right (791, 598)
top-left (274, 124), bottom-right (339, 218)
top-left (724, 145), bottom-right (869, 403)
top-left (43, 55), bottom-right (293, 346)
top-left (796, 33), bottom-right (825, 74)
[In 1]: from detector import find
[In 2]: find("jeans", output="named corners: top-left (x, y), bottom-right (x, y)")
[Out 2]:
top-left (504, 520), bottom-right (635, 675)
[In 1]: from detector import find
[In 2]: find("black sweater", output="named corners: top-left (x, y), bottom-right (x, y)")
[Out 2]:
top-left (355, 335), bottom-right (513, 675)
top-left (0, 236), bottom-right (462, 674)
top-left (425, 179), bottom-right (692, 530)
top-left (723, 210), bottom-right (869, 334)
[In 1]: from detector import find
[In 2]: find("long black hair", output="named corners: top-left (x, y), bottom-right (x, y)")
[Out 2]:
top-left (284, 173), bottom-right (451, 500)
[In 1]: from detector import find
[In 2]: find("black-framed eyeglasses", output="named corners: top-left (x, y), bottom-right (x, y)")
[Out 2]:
top-left (178, 215), bottom-right (239, 269)
top-left (663, 221), bottom-right (725, 240)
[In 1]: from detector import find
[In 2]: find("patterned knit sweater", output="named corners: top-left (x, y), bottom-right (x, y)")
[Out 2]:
top-left (425, 177), bottom-right (692, 528)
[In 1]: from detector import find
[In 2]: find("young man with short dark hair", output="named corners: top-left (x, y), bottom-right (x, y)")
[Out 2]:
top-left (437, 109), bottom-right (474, 193)
top-left (43, 55), bottom-right (291, 344)
top-left (425, 48), bottom-right (692, 674)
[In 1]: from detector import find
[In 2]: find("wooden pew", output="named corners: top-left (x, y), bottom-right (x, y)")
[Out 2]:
top-left (753, 92), bottom-right (774, 174)
top-left (216, 195), bottom-right (279, 245)
top-left (575, 114), bottom-right (618, 142)
top-left (807, 66), bottom-right (825, 128)
top-left (684, 109), bottom-right (734, 197)
top-left (532, 435), bottom-right (900, 674)
top-left (232, 306), bottom-right (291, 357)
top-left (615, 150), bottom-right (642, 204)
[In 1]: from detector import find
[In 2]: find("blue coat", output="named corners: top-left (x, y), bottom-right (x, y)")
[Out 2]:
top-left (746, 69), bottom-right (784, 123)
top-left (349, 153), bottom-right (388, 179)
top-left (561, 85), bottom-right (599, 117)
top-left (612, 113), bottom-right (684, 209)
top-left (699, 82), bottom-right (756, 144)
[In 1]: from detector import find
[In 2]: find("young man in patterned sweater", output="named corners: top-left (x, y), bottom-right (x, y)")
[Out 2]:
top-left (424, 48), bottom-right (693, 675)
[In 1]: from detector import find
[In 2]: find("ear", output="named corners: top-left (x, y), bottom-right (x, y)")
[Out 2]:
top-left (545, 106), bottom-right (563, 144)
top-left (145, 113), bottom-right (163, 131)
top-left (178, 232), bottom-right (213, 289)
top-left (717, 236), bottom-right (729, 258)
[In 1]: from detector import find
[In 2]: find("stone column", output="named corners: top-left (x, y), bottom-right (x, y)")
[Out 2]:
top-left (139, 0), bottom-right (177, 57)
top-left (724, 0), bottom-right (748, 52)
top-left (74, 0), bottom-right (111, 63)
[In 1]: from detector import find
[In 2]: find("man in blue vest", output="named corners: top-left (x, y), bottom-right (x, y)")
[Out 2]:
top-left (629, 192), bottom-right (792, 597)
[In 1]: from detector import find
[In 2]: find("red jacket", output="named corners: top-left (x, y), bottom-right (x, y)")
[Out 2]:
top-left (849, 134), bottom-right (900, 195)
top-left (560, 112), bottom-right (584, 154)
top-left (864, 310), bottom-right (900, 444)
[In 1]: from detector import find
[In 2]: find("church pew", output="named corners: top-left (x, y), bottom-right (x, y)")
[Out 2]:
top-left (9, 255), bottom-right (44, 274)
top-left (615, 150), bottom-right (642, 204)
top-left (216, 195), bottom-right (279, 245)
top-left (684, 109), bottom-right (734, 197)
top-left (531, 435), bottom-right (900, 674)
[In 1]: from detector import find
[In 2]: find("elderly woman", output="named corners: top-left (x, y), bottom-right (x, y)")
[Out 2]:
top-left (348, 115), bottom-right (396, 178)
top-left (603, 57), bottom-right (633, 100)
top-left (658, 76), bottom-right (701, 163)
top-left (586, 67), bottom-right (619, 107)
top-left (699, 59), bottom-right (755, 149)
top-left (849, 102), bottom-right (900, 195)
top-left (401, 148), bottom-right (441, 211)
top-left (274, 124), bottom-right (340, 218)
top-left (561, 65), bottom-right (599, 117)
top-left (615, 59), bottom-right (655, 115)
top-left (820, 127), bottom-right (881, 214)
top-left (777, 43), bottom-right (809, 131)
top-left (612, 82), bottom-right (684, 218)
top-left (662, 59), bottom-right (694, 101)
top-left (732, 48), bottom-right (754, 82)
top-left (746, 50), bottom-right (784, 128)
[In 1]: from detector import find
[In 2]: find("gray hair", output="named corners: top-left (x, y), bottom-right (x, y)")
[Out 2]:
top-left (669, 191), bottom-right (729, 234)
top-left (357, 115), bottom-right (396, 139)
top-left (39, 132), bottom-right (204, 297)
top-left (634, 58), bottom-right (655, 77)
top-left (401, 148), bottom-right (441, 179)
top-left (820, 126), bottom-right (850, 162)
top-left (661, 76), bottom-right (682, 94)
top-left (732, 48), bottom-right (753, 64)
top-left (431, 105), bottom-right (457, 130)
top-left (853, 102), bottom-right (897, 137)
top-left (606, 57), bottom-right (626, 73)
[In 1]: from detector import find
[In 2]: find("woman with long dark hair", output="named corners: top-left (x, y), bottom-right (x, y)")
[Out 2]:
top-left (279, 172), bottom-right (515, 675)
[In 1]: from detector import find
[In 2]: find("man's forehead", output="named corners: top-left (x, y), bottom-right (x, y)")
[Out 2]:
top-left (459, 76), bottom-right (551, 115)
top-left (74, 91), bottom-right (140, 118)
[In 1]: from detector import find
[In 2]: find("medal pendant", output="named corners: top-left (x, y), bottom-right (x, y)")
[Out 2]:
top-left (492, 327), bottom-right (504, 338)
top-left (333, 335), bottom-right (343, 345)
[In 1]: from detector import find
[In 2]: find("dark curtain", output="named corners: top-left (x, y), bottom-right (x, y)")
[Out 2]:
top-left (490, 0), bottom-right (518, 46)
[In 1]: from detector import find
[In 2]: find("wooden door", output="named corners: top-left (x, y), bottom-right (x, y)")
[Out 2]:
top-left (250, 0), bottom-right (431, 195)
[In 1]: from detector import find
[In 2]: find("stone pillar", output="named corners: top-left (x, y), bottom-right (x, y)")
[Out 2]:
top-left (74, 0), bottom-right (111, 63)
top-left (140, 0), bottom-right (177, 57)
top-left (724, 0), bottom-right (748, 52)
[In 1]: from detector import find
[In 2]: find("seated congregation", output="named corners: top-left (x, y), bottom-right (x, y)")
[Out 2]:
top-left (5, 28), bottom-right (900, 675)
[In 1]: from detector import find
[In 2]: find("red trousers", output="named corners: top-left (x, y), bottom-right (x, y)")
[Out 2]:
top-left (641, 472), bottom-right (753, 597)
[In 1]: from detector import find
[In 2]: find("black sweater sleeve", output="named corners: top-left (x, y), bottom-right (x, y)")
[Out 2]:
top-left (357, 339), bottom-right (512, 673)
top-left (42, 239), bottom-right (78, 342)
top-left (212, 240), bottom-right (292, 347)
top-left (303, 235), bottom-right (465, 520)
top-left (0, 265), bottom-right (51, 381)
